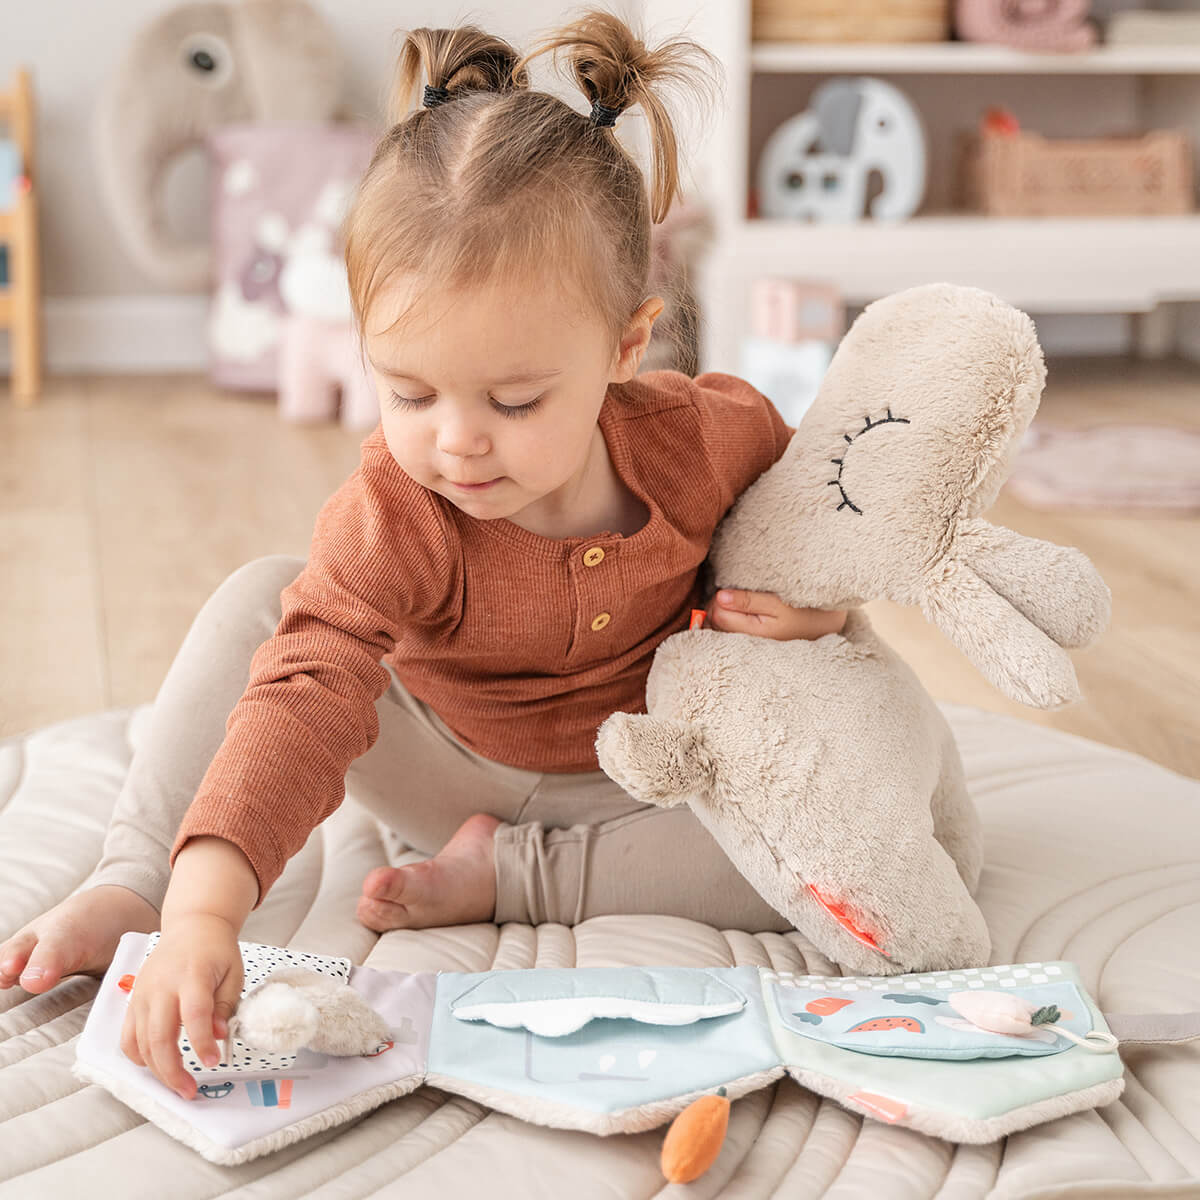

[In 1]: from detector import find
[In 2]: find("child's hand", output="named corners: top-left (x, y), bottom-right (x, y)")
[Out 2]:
top-left (120, 913), bottom-right (244, 1101)
top-left (707, 589), bottom-right (847, 641)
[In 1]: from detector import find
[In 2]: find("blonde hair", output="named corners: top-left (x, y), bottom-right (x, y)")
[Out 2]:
top-left (341, 8), bottom-right (720, 359)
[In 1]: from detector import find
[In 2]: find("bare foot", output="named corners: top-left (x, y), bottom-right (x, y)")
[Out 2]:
top-left (0, 884), bottom-right (161, 994)
top-left (356, 812), bottom-right (501, 931)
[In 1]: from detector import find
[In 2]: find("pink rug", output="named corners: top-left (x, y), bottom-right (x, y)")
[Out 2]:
top-left (1005, 424), bottom-right (1200, 513)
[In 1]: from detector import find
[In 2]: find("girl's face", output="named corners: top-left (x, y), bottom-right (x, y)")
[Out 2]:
top-left (364, 272), bottom-right (662, 526)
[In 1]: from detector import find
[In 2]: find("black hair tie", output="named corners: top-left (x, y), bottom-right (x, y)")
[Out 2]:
top-left (589, 100), bottom-right (622, 128)
top-left (423, 84), bottom-right (451, 108)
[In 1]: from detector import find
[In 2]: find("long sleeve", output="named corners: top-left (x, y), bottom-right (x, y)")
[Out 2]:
top-left (168, 440), bottom-right (456, 908)
top-left (691, 372), bottom-right (796, 513)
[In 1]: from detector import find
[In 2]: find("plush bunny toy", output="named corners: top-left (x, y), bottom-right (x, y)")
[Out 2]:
top-left (594, 282), bottom-right (1111, 976)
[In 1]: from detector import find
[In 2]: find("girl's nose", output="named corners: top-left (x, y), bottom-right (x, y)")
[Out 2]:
top-left (435, 416), bottom-right (489, 458)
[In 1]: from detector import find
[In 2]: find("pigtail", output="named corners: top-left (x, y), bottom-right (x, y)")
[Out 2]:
top-left (515, 9), bottom-right (720, 223)
top-left (388, 25), bottom-right (529, 126)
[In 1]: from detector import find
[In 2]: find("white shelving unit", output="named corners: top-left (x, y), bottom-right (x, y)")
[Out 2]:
top-left (751, 41), bottom-right (1200, 74)
top-left (646, 0), bottom-right (1200, 373)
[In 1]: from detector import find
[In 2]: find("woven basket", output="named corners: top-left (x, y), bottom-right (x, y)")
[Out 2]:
top-left (958, 128), bottom-right (1194, 217)
top-left (752, 0), bottom-right (951, 42)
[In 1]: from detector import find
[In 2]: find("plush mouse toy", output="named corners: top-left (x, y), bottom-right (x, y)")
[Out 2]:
top-left (224, 966), bottom-right (392, 1058)
top-left (594, 282), bottom-right (1111, 976)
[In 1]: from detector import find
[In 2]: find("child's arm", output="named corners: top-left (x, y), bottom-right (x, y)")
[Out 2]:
top-left (165, 439), bottom-right (455, 914)
top-left (161, 836), bottom-right (260, 932)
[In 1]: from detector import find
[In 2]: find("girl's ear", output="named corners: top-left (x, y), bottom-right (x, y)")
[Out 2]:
top-left (610, 296), bottom-right (666, 382)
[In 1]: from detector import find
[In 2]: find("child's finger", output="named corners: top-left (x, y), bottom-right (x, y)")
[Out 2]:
top-left (120, 1002), bottom-right (144, 1066)
top-left (181, 983), bottom-right (222, 1072)
top-left (711, 607), bottom-right (767, 632)
top-left (715, 589), bottom-right (781, 616)
top-left (146, 996), bottom-right (192, 1099)
top-left (713, 590), bottom-right (774, 627)
top-left (714, 589), bottom-right (748, 611)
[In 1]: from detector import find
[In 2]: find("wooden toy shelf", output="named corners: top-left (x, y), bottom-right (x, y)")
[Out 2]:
top-left (0, 66), bottom-right (42, 406)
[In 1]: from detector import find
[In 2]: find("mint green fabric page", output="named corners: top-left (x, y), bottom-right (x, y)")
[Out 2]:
top-left (428, 966), bottom-right (778, 1115)
top-left (761, 960), bottom-right (1124, 1121)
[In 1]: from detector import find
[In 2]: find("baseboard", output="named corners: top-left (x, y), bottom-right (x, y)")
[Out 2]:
top-left (0, 295), bottom-right (1158, 375)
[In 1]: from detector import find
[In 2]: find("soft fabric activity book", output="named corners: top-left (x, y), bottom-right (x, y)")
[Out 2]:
top-left (71, 931), bottom-right (1125, 1166)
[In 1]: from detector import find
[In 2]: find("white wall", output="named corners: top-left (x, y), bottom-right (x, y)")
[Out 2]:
top-left (0, 0), bottom-right (645, 370)
top-left (1, 0), bottom-right (647, 298)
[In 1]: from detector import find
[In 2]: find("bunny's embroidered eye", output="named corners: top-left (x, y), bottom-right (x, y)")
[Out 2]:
top-left (827, 409), bottom-right (912, 514)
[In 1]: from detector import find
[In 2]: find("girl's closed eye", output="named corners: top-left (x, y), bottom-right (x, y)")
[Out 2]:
top-left (387, 391), bottom-right (545, 419)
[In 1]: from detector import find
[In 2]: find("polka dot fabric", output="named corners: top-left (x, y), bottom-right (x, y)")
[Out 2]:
top-left (762, 962), bottom-right (1065, 992)
top-left (139, 934), bottom-right (352, 1077)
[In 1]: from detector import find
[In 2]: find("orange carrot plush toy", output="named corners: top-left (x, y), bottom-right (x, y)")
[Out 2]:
top-left (660, 1087), bottom-right (731, 1184)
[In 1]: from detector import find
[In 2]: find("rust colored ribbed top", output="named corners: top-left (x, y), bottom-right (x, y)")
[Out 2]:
top-left (169, 370), bottom-right (794, 906)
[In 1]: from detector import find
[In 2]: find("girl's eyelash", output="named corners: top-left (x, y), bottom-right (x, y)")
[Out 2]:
top-left (387, 392), bottom-right (544, 419)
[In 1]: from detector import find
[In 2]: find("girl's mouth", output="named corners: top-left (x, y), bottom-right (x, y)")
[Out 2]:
top-left (449, 477), bottom-right (501, 491)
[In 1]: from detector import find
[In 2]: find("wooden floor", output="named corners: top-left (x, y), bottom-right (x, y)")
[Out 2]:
top-left (2, 357), bottom-right (1198, 779)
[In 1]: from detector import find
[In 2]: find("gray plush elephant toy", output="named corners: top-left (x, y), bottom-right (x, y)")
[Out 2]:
top-left (93, 0), bottom-right (346, 288)
top-left (595, 282), bottom-right (1111, 977)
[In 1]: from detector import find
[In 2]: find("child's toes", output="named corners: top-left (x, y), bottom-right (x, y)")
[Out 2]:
top-left (17, 948), bottom-right (63, 993)
top-left (362, 865), bottom-right (401, 902)
top-left (357, 862), bottom-right (446, 931)
top-left (9, 930), bottom-right (86, 993)
top-left (356, 894), bottom-right (410, 932)
top-left (0, 933), bottom-right (36, 989)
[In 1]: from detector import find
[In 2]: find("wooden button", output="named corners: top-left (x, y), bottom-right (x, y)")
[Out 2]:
top-left (583, 546), bottom-right (605, 567)
top-left (590, 612), bottom-right (611, 631)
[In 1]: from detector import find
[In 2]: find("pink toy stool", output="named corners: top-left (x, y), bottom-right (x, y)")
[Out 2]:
top-left (277, 315), bottom-right (378, 431)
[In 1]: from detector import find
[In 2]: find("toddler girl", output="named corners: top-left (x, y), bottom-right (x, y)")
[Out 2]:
top-left (0, 11), bottom-right (845, 1101)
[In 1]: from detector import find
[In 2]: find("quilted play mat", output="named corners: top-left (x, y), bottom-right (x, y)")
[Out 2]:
top-left (1, 700), bottom-right (1198, 1198)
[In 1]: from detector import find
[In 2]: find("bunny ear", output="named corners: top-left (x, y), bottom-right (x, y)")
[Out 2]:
top-left (954, 518), bottom-right (1111, 649)
top-left (921, 557), bottom-right (1082, 709)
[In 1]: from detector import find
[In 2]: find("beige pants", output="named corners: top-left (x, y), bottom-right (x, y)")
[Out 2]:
top-left (84, 555), bottom-right (792, 931)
